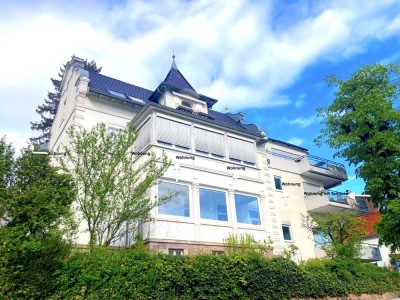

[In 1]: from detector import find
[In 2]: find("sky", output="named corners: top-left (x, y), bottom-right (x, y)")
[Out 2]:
top-left (1, 0), bottom-right (400, 194)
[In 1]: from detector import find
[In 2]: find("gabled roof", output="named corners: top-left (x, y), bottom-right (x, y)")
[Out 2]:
top-left (85, 66), bottom-right (263, 137)
top-left (162, 56), bottom-right (196, 92)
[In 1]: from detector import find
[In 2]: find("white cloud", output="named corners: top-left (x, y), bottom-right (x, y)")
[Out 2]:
top-left (288, 115), bottom-right (317, 128)
top-left (286, 137), bottom-right (304, 146)
top-left (294, 93), bottom-right (306, 108)
top-left (1, 0), bottom-right (400, 140)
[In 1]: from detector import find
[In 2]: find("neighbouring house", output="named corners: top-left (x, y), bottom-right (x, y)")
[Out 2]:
top-left (49, 56), bottom-right (383, 261)
top-left (357, 199), bottom-right (393, 267)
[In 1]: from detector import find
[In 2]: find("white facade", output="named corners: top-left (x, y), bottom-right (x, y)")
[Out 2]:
top-left (50, 56), bottom-right (369, 260)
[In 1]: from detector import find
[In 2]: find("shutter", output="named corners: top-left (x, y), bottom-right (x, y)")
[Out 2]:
top-left (228, 136), bottom-right (255, 163)
top-left (136, 119), bottom-right (151, 151)
top-left (194, 127), bottom-right (225, 156)
top-left (156, 117), bottom-right (191, 148)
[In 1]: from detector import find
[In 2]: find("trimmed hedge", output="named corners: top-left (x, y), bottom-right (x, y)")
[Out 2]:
top-left (49, 248), bottom-right (400, 300)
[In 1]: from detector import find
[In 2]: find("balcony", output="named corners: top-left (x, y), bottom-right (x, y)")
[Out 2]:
top-left (298, 155), bottom-right (348, 189)
top-left (304, 189), bottom-right (357, 215)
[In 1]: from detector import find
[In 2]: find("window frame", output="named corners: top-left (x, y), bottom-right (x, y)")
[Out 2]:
top-left (199, 187), bottom-right (229, 222)
top-left (282, 225), bottom-right (293, 242)
top-left (274, 176), bottom-right (282, 191)
top-left (157, 181), bottom-right (191, 219)
top-left (168, 248), bottom-right (184, 256)
top-left (155, 115), bottom-right (192, 152)
top-left (234, 193), bottom-right (262, 226)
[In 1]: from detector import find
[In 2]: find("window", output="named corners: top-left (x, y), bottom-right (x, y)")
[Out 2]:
top-left (127, 95), bottom-right (145, 104)
top-left (135, 119), bottom-right (151, 152)
top-left (194, 127), bottom-right (225, 158)
top-left (169, 249), bottom-right (184, 256)
top-left (274, 177), bottom-right (282, 190)
top-left (356, 197), bottom-right (368, 213)
top-left (107, 89), bottom-right (127, 99)
top-left (158, 182), bottom-right (190, 217)
top-left (234, 194), bottom-right (260, 225)
top-left (156, 117), bottom-right (191, 149)
top-left (282, 225), bottom-right (292, 241)
top-left (313, 232), bottom-right (329, 248)
top-left (228, 136), bottom-right (255, 165)
top-left (212, 250), bottom-right (224, 255)
top-left (181, 101), bottom-right (192, 108)
top-left (199, 188), bottom-right (228, 221)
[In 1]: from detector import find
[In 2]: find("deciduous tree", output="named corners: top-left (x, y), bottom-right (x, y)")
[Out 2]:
top-left (60, 123), bottom-right (171, 249)
top-left (303, 211), bottom-right (366, 259)
top-left (315, 63), bottom-right (400, 251)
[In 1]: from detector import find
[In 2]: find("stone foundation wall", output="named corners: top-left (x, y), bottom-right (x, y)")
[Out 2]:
top-left (295, 292), bottom-right (400, 300)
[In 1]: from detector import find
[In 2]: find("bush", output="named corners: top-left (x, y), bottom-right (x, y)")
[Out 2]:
top-left (49, 248), bottom-right (400, 300)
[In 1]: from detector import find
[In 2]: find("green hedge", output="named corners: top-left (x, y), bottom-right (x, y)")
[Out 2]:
top-left (48, 248), bottom-right (400, 300)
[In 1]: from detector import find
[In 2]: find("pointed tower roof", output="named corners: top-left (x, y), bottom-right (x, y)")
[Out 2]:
top-left (162, 54), bottom-right (196, 92)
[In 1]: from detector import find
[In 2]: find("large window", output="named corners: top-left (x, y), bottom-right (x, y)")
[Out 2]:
top-left (234, 194), bottom-right (260, 225)
top-left (228, 136), bottom-right (255, 165)
top-left (156, 117), bottom-right (191, 149)
top-left (158, 182), bottom-right (190, 217)
top-left (194, 127), bottom-right (225, 158)
top-left (199, 188), bottom-right (228, 221)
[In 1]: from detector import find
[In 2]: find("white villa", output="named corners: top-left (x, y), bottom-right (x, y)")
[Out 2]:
top-left (49, 56), bottom-right (388, 263)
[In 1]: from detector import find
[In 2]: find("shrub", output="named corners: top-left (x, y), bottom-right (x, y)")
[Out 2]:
top-left (50, 248), bottom-right (400, 299)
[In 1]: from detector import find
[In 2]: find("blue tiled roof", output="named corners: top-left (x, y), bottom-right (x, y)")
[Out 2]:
top-left (86, 69), bottom-right (262, 137)
top-left (88, 70), bottom-right (152, 102)
top-left (162, 67), bottom-right (196, 92)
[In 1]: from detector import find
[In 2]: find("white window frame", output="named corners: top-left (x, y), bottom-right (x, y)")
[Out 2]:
top-left (156, 180), bottom-right (192, 221)
top-left (168, 248), bottom-right (184, 256)
top-left (233, 192), bottom-right (262, 226)
top-left (199, 187), bottom-right (229, 223)
top-left (282, 224), bottom-right (293, 242)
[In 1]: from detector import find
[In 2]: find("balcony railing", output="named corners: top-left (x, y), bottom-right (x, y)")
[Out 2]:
top-left (327, 191), bottom-right (349, 205)
top-left (307, 154), bottom-right (345, 169)
top-left (269, 152), bottom-right (345, 169)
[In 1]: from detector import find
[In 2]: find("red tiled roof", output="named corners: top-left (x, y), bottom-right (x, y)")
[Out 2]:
top-left (358, 212), bottom-right (381, 237)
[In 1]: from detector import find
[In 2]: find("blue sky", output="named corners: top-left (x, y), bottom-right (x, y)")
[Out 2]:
top-left (1, 0), bottom-right (400, 194)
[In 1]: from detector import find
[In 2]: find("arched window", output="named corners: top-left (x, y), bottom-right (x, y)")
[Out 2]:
top-left (181, 101), bottom-right (192, 109)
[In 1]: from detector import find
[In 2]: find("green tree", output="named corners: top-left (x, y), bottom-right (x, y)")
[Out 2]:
top-left (315, 63), bottom-right (400, 251)
top-left (302, 211), bottom-right (366, 259)
top-left (60, 123), bottom-right (171, 249)
top-left (0, 145), bottom-right (75, 299)
top-left (0, 137), bottom-right (14, 220)
top-left (30, 58), bottom-right (102, 145)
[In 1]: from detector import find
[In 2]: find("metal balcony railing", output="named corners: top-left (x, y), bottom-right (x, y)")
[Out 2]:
top-left (269, 151), bottom-right (345, 168)
top-left (327, 190), bottom-right (349, 205)
top-left (307, 154), bottom-right (345, 169)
